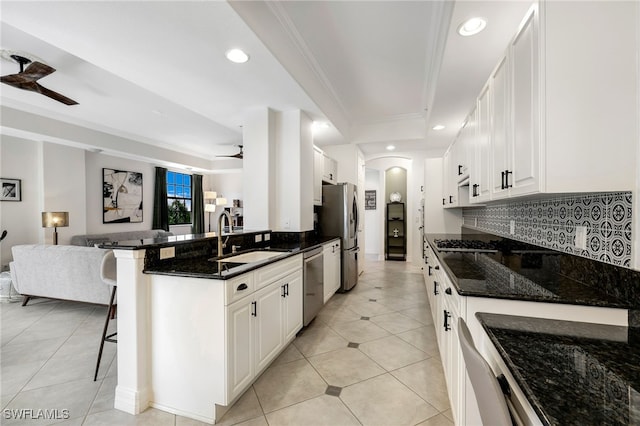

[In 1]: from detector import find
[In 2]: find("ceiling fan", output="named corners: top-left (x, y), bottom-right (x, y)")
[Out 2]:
top-left (1, 54), bottom-right (79, 105)
top-left (216, 145), bottom-right (243, 159)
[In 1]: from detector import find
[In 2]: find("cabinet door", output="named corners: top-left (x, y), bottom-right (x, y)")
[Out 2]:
top-left (323, 244), bottom-right (335, 303)
top-left (313, 149), bottom-right (323, 206)
top-left (323, 155), bottom-right (337, 184)
top-left (332, 243), bottom-right (341, 295)
top-left (442, 149), bottom-right (454, 207)
top-left (254, 283), bottom-right (284, 373)
top-left (474, 84), bottom-right (492, 203)
top-left (282, 272), bottom-right (303, 343)
top-left (491, 56), bottom-right (510, 199)
top-left (509, 6), bottom-right (540, 196)
top-left (226, 298), bottom-right (254, 401)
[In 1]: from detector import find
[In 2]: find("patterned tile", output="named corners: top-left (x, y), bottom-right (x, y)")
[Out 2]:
top-left (462, 192), bottom-right (632, 269)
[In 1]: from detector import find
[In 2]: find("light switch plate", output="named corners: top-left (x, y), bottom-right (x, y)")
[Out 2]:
top-left (575, 226), bottom-right (587, 250)
top-left (509, 220), bottom-right (515, 235)
top-left (160, 247), bottom-right (175, 259)
top-left (255, 234), bottom-right (262, 243)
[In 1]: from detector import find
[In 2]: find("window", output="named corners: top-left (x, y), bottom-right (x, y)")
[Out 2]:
top-left (167, 171), bottom-right (192, 225)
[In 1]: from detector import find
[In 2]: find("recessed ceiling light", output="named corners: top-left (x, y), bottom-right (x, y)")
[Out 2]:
top-left (225, 48), bottom-right (249, 64)
top-left (432, 124), bottom-right (445, 131)
top-left (458, 17), bottom-right (487, 36)
top-left (386, 145), bottom-right (396, 151)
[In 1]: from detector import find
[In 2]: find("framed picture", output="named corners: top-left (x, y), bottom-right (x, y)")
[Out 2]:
top-left (0, 178), bottom-right (22, 201)
top-left (103, 168), bottom-right (143, 223)
top-left (365, 190), bottom-right (376, 210)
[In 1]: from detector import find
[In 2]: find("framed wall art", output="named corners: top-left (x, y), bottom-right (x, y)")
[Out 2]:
top-left (103, 168), bottom-right (143, 223)
top-left (365, 190), bottom-right (376, 210)
top-left (0, 178), bottom-right (22, 201)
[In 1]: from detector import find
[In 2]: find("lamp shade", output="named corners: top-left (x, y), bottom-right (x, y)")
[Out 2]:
top-left (42, 212), bottom-right (69, 228)
top-left (204, 204), bottom-right (216, 213)
top-left (215, 197), bottom-right (227, 206)
top-left (204, 191), bottom-right (217, 200)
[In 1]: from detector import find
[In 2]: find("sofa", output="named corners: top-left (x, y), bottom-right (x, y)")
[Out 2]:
top-left (9, 245), bottom-right (113, 305)
top-left (70, 229), bottom-right (173, 247)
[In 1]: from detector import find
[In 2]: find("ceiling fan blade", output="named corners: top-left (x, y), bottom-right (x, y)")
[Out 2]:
top-left (21, 61), bottom-right (56, 81)
top-left (34, 84), bottom-right (79, 105)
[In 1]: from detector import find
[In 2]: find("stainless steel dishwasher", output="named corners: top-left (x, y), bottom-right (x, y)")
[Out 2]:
top-left (303, 247), bottom-right (324, 326)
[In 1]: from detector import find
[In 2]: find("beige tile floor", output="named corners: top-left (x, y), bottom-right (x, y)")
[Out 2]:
top-left (1, 259), bottom-right (453, 426)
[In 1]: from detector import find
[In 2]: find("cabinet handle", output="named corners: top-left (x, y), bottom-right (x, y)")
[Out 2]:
top-left (435, 265), bottom-right (440, 270)
top-left (237, 283), bottom-right (248, 291)
top-left (281, 285), bottom-right (286, 298)
top-left (472, 184), bottom-right (479, 197)
top-left (433, 281), bottom-right (439, 295)
top-left (445, 287), bottom-right (452, 295)
top-left (428, 265), bottom-right (433, 276)
top-left (505, 170), bottom-right (513, 188)
top-left (501, 171), bottom-right (506, 190)
top-left (458, 165), bottom-right (463, 176)
top-left (251, 301), bottom-right (257, 317)
top-left (442, 198), bottom-right (446, 206)
top-left (443, 310), bottom-right (451, 331)
top-left (449, 195), bottom-right (453, 204)
top-left (285, 283), bottom-right (289, 296)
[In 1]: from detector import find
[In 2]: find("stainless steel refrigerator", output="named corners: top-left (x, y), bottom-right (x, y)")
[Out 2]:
top-left (320, 183), bottom-right (359, 291)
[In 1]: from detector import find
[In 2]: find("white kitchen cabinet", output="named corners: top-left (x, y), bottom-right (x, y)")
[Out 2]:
top-left (226, 293), bottom-right (254, 400)
top-left (149, 254), bottom-right (303, 423)
top-left (323, 240), bottom-right (341, 303)
top-left (443, 113), bottom-right (475, 209)
top-left (458, 1), bottom-right (638, 202)
top-left (313, 147), bottom-right (323, 206)
top-left (322, 154), bottom-right (338, 184)
top-left (282, 272), bottom-right (303, 343)
top-left (253, 281), bottom-right (284, 373)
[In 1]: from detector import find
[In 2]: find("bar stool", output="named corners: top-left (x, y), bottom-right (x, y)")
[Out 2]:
top-left (94, 250), bottom-right (117, 381)
top-left (458, 317), bottom-right (515, 426)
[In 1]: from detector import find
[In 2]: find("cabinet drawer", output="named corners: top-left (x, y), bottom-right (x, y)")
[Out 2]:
top-left (255, 255), bottom-right (302, 289)
top-left (225, 273), bottom-right (255, 305)
top-left (441, 277), bottom-right (462, 316)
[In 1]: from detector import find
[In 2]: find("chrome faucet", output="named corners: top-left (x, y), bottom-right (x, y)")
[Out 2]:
top-left (217, 210), bottom-right (234, 257)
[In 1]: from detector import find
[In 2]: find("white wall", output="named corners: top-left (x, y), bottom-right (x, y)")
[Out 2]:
top-left (0, 136), bottom-right (41, 267)
top-left (205, 172), bottom-right (243, 233)
top-left (85, 151), bottom-right (156, 236)
top-left (364, 168), bottom-right (383, 259)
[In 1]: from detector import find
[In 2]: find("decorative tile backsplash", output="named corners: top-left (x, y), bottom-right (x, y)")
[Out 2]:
top-left (463, 192), bottom-right (633, 268)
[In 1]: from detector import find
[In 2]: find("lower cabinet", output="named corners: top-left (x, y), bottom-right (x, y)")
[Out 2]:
top-left (226, 269), bottom-right (302, 403)
top-left (323, 240), bottom-right (341, 303)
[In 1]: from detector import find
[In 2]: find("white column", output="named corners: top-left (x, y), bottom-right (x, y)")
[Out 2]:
top-left (113, 249), bottom-right (150, 415)
top-left (275, 110), bottom-right (314, 232)
top-left (242, 108), bottom-right (276, 230)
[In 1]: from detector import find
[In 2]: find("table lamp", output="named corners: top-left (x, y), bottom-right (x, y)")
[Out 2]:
top-left (42, 212), bottom-right (69, 245)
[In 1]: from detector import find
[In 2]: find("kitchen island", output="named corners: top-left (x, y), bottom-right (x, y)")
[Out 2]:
top-left (104, 230), bottom-right (338, 424)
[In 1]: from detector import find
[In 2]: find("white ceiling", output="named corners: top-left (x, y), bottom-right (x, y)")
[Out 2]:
top-left (0, 1), bottom-right (533, 170)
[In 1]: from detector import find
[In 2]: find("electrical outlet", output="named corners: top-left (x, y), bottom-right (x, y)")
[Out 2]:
top-left (160, 247), bottom-right (175, 259)
top-left (255, 234), bottom-right (262, 243)
top-left (509, 220), bottom-right (515, 235)
top-left (264, 233), bottom-right (270, 241)
top-left (575, 226), bottom-right (587, 250)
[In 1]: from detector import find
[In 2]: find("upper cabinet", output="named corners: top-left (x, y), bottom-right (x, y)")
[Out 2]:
top-left (313, 147), bottom-right (323, 206)
top-left (322, 155), bottom-right (337, 184)
top-left (460, 1), bottom-right (639, 205)
top-left (443, 109), bottom-right (475, 208)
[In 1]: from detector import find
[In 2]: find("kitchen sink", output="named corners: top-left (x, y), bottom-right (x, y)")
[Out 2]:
top-left (219, 250), bottom-right (284, 264)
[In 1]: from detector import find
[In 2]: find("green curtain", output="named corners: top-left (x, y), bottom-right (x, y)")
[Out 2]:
top-left (152, 167), bottom-right (169, 231)
top-left (192, 174), bottom-right (204, 234)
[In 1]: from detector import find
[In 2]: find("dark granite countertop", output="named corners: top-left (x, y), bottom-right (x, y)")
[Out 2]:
top-left (425, 232), bottom-right (631, 309)
top-left (143, 236), bottom-right (340, 280)
top-left (476, 312), bottom-right (640, 426)
top-left (99, 229), bottom-right (271, 250)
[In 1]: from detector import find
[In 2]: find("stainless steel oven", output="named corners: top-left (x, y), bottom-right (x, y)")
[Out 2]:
top-left (303, 247), bottom-right (324, 326)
